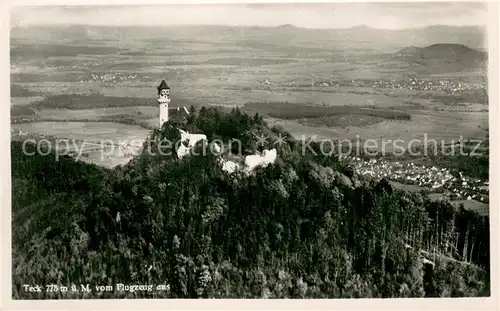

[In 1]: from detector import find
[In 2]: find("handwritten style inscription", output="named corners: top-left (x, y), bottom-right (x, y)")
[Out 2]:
top-left (22, 283), bottom-right (171, 294)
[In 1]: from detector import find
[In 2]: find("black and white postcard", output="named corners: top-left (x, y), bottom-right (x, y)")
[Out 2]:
top-left (1, 1), bottom-right (498, 310)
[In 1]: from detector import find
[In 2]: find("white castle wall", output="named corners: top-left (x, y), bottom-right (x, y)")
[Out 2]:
top-left (244, 149), bottom-right (277, 172)
top-left (176, 129), bottom-right (207, 159)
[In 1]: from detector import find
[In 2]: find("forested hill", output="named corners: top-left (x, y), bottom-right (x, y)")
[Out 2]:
top-left (394, 43), bottom-right (486, 70)
top-left (12, 106), bottom-right (490, 299)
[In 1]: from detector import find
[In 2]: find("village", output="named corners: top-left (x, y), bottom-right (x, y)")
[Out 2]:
top-left (278, 77), bottom-right (487, 95)
top-left (341, 155), bottom-right (489, 203)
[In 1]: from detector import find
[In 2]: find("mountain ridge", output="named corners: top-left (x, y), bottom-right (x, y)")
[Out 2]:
top-left (11, 23), bottom-right (486, 31)
top-left (11, 23), bottom-right (487, 51)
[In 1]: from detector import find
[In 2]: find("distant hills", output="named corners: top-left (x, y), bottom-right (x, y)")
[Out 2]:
top-left (11, 24), bottom-right (487, 52)
top-left (394, 43), bottom-right (487, 70)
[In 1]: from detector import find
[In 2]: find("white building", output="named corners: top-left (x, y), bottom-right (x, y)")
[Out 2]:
top-left (157, 79), bottom-right (171, 128)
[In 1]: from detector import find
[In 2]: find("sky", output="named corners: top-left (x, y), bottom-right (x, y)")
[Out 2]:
top-left (10, 2), bottom-right (488, 30)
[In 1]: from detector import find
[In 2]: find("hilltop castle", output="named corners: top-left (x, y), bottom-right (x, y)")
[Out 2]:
top-left (157, 79), bottom-right (190, 128)
top-left (155, 79), bottom-right (278, 172)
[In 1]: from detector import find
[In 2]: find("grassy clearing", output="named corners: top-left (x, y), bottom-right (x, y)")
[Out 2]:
top-left (264, 110), bottom-right (488, 149)
top-left (15, 117), bottom-right (154, 130)
top-left (11, 72), bottom-right (88, 83)
top-left (32, 94), bottom-right (152, 109)
top-left (119, 49), bottom-right (241, 56)
top-left (11, 84), bottom-right (39, 97)
top-left (244, 101), bottom-right (411, 120)
top-left (298, 114), bottom-right (387, 128)
top-left (31, 94), bottom-right (201, 110)
top-left (98, 61), bottom-right (199, 71)
top-left (428, 90), bottom-right (488, 105)
top-left (11, 105), bottom-right (36, 117)
top-left (10, 96), bottom-right (45, 107)
top-left (11, 43), bottom-right (126, 59)
top-left (35, 106), bottom-right (157, 120)
top-left (202, 57), bottom-right (297, 66)
top-left (11, 121), bottom-right (149, 142)
top-left (244, 90), bottom-right (404, 108)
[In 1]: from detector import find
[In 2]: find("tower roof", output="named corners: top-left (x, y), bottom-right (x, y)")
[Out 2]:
top-left (157, 79), bottom-right (170, 91)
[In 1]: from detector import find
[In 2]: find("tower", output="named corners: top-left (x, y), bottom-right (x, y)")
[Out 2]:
top-left (157, 79), bottom-right (171, 128)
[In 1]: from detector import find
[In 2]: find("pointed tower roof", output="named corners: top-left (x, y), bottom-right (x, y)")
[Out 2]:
top-left (157, 79), bottom-right (170, 91)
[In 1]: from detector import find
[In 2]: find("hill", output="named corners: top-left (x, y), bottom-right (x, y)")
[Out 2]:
top-left (11, 107), bottom-right (490, 299)
top-left (10, 24), bottom-right (487, 52)
top-left (394, 43), bottom-right (487, 71)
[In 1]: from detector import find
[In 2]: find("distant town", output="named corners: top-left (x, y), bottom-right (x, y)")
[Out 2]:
top-left (283, 78), bottom-right (487, 95)
top-left (343, 156), bottom-right (488, 203)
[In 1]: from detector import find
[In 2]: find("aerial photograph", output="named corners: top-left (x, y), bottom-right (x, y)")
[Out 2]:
top-left (10, 3), bottom-right (490, 299)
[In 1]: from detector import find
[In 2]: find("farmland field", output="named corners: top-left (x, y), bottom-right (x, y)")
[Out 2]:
top-left (11, 121), bottom-right (149, 142)
top-left (265, 110), bottom-right (487, 150)
top-left (11, 121), bottom-right (149, 167)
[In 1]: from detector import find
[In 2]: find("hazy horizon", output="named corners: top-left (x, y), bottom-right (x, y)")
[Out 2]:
top-left (11, 3), bottom-right (487, 30)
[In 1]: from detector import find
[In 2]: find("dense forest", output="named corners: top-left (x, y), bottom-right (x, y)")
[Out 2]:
top-left (12, 106), bottom-right (490, 299)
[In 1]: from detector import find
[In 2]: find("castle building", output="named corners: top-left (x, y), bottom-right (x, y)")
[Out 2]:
top-left (157, 79), bottom-right (190, 128)
top-left (157, 79), bottom-right (171, 127)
